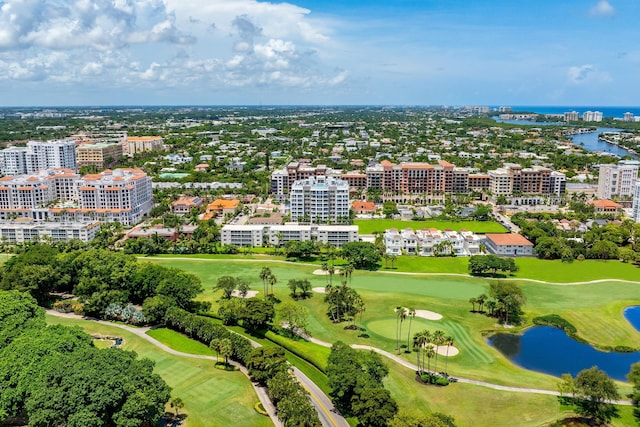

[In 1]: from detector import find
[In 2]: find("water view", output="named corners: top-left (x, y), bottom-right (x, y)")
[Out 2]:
top-left (489, 311), bottom-right (640, 381)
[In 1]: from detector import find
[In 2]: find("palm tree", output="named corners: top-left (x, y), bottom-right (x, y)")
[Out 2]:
top-left (469, 297), bottom-right (477, 312)
top-left (321, 262), bottom-right (329, 286)
top-left (414, 330), bottom-right (431, 373)
top-left (425, 346), bottom-right (436, 373)
top-left (406, 307), bottom-right (416, 351)
top-left (432, 330), bottom-right (445, 373)
top-left (477, 294), bottom-right (487, 313)
top-left (328, 264), bottom-right (335, 286)
top-left (268, 274), bottom-right (277, 297)
top-left (486, 300), bottom-right (496, 316)
top-left (444, 336), bottom-right (454, 375)
top-left (394, 306), bottom-right (404, 352)
top-left (343, 263), bottom-right (354, 285)
top-left (259, 267), bottom-right (272, 299)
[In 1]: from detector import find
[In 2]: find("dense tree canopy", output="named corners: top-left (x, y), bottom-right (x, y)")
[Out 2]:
top-left (558, 367), bottom-right (620, 424)
top-left (340, 242), bottom-right (381, 269)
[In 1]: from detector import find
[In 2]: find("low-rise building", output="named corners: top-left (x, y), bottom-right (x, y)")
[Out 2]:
top-left (352, 201), bottom-right (376, 215)
top-left (221, 225), bottom-right (266, 247)
top-left (589, 199), bottom-right (622, 214)
top-left (220, 224), bottom-right (359, 247)
top-left (484, 233), bottom-right (534, 256)
top-left (171, 196), bottom-right (203, 215)
top-left (204, 199), bottom-right (240, 219)
top-left (125, 136), bottom-right (164, 155)
top-left (383, 228), bottom-right (480, 256)
top-left (0, 219), bottom-right (101, 243)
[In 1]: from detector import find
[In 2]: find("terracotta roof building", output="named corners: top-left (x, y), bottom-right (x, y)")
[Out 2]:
top-left (484, 233), bottom-right (534, 256)
top-left (589, 199), bottom-right (622, 214)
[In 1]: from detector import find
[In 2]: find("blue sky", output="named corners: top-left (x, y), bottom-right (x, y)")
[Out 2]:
top-left (0, 0), bottom-right (638, 106)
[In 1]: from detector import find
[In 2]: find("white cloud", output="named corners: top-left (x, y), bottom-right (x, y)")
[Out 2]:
top-left (589, 0), bottom-right (615, 17)
top-left (567, 64), bottom-right (611, 84)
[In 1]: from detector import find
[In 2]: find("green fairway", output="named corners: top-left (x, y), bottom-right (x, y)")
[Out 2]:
top-left (354, 219), bottom-right (507, 234)
top-left (142, 257), bottom-right (640, 426)
top-left (46, 315), bottom-right (272, 427)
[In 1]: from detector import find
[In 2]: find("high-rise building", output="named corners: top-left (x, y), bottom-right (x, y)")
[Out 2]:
top-left (289, 176), bottom-right (350, 223)
top-left (0, 139), bottom-right (77, 175)
top-left (564, 111), bottom-right (580, 122)
top-left (597, 161), bottom-right (640, 200)
top-left (76, 142), bottom-right (123, 169)
top-left (582, 111), bottom-right (603, 122)
top-left (623, 112), bottom-right (635, 122)
top-left (632, 182), bottom-right (640, 223)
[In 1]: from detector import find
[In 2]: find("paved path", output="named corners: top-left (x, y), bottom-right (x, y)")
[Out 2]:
top-left (47, 310), bottom-right (283, 427)
top-left (143, 256), bottom-right (640, 286)
top-left (298, 330), bottom-right (633, 406)
top-left (46, 310), bottom-right (350, 426)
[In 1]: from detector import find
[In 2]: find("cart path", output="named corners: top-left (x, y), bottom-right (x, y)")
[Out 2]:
top-left (141, 257), bottom-right (640, 286)
top-left (46, 310), bottom-right (348, 427)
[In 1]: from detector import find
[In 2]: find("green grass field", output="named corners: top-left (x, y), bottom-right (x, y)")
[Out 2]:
top-left (354, 219), bottom-right (507, 234)
top-left (46, 315), bottom-right (271, 427)
top-left (141, 257), bottom-right (640, 426)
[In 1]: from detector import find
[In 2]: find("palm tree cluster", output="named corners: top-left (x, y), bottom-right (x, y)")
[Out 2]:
top-left (259, 267), bottom-right (277, 299)
top-left (324, 280), bottom-right (364, 327)
top-left (412, 329), bottom-right (454, 376)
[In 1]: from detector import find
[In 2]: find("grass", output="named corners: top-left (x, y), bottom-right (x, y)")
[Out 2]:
top-left (46, 315), bottom-right (272, 427)
top-left (142, 257), bottom-right (640, 426)
top-left (147, 328), bottom-right (217, 356)
top-left (353, 219), bottom-right (507, 234)
top-left (92, 339), bottom-right (114, 349)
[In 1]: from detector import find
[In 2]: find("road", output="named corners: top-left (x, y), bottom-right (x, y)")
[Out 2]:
top-left (291, 367), bottom-right (350, 427)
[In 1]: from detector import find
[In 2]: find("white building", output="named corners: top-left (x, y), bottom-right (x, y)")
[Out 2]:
top-left (582, 111), bottom-right (603, 122)
top-left (0, 168), bottom-right (152, 226)
top-left (0, 220), bottom-right (101, 243)
top-left (597, 161), bottom-right (640, 200)
top-left (484, 234), bottom-right (534, 256)
top-left (383, 228), bottom-right (480, 256)
top-left (0, 139), bottom-right (77, 175)
top-left (221, 224), bottom-right (359, 248)
top-left (632, 182), bottom-right (640, 223)
top-left (289, 176), bottom-right (350, 223)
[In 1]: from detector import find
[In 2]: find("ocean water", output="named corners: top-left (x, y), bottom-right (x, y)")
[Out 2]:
top-left (502, 106), bottom-right (640, 118)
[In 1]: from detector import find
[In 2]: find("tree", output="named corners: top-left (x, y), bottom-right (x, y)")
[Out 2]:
top-left (395, 306), bottom-right (406, 353)
top-left (469, 297), bottom-right (477, 312)
top-left (406, 308), bottom-right (416, 351)
top-left (341, 241), bottom-right (381, 269)
top-left (236, 278), bottom-right (250, 298)
top-left (215, 276), bottom-right (237, 299)
top-left (259, 267), bottom-right (272, 298)
top-left (559, 367), bottom-right (620, 424)
top-left (277, 301), bottom-right (308, 336)
top-left (351, 386), bottom-right (399, 427)
top-left (169, 397), bottom-right (184, 417)
top-left (142, 294), bottom-right (177, 324)
top-left (0, 290), bottom-right (45, 349)
top-left (247, 347), bottom-right (288, 386)
top-left (489, 281), bottom-right (526, 325)
top-left (155, 271), bottom-right (203, 310)
top-left (628, 362), bottom-right (640, 424)
top-left (239, 299), bottom-right (274, 330)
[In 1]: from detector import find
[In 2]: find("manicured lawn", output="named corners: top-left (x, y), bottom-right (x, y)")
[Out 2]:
top-left (143, 257), bottom-right (640, 425)
top-left (513, 258), bottom-right (640, 283)
top-left (92, 339), bottom-right (114, 349)
top-left (147, 328), bottom-right (217, 356)
top-left (354, 219), bottom-right (507, 234)
top-left (46, 315), bottom-right (271, 427)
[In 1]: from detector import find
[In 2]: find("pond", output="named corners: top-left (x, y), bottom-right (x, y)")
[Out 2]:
top-left (488, 319), bottom-right (640, 381)
top-left (625, 306), bottom-right (640, 331)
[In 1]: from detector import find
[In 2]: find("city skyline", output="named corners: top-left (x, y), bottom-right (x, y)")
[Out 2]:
top-left (1, 0), bottom-right (639, 106)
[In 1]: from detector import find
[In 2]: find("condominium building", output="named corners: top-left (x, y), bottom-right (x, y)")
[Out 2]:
top-left (632, 182), bottom-right (640, 223)
top-left (289, 176), bottom-right (350, 223)
top-left (76, 142), bottom-right (123, 169)
top-left (489, 164), bottom-right (559, 196)
top-left (383, 228), bottom-right (481, 257)
top-left (270, 162), bottom-right (342, 199)
top-left (564, 111), bottom-right (580, 122)
top-left (0, 168), bottom-right (152, 225)
top-left (597, 160), bottom-right (640, 200)
top-left (0, 139), bottom-right (77, 175)
top-left (221, 223), bottom-right (359, 247)
top-left (125, 136), bottom-right (164, 155)
top-left (0, 220), bottom-right (101, 243)
top-left (582, 111), bottom-right (603, 122)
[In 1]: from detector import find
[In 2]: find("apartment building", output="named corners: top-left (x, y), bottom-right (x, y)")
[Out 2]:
top-left (221, 224), bottom-right (359, 247)
top-left (582, 111), bottom-right (603, 122)
top-left (125, 136), bottom-right (164, 155)
top-left (484, 233), bottom-right (534, 256)
top-left (271, 162), bottom-right (342, 199)
top-left (0, 219), bottom-right (101, 243)
top-left (0, 168), bottom-right (152, 225)
top-left (289, 176), bottom-right (350, 223)
top-left (597, 161), bottom-right (640, 200)
top-left (489, 164), bottom-right (562, 196)
top-left (76, 142), bottom-right (123, 169)
top-left (0, 139), bottom-right (77, 175)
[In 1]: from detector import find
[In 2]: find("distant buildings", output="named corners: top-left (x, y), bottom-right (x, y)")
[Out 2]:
top-left (271, 160), bottom-right (566, 202)
top-left (582, 111), bottom-right (603, 122)
top-left (289, 176), bottom-right (350, 223)
top-left (0, 139), bottom-right (77, 175)
top-left (597, 160), bottom-right (640, 200)
top-left (125, 136), bottom-right (164, 155)
top-left (564, 111), bottom-right (580, 122)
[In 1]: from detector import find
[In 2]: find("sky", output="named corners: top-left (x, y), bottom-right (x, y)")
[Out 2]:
top-left (0, 0), bottom-right (639, 106)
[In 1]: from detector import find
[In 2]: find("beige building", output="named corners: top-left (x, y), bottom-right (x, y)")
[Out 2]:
top-left (125, 136), bottom-right (164, 155)
top-left (76, 143), bottom-right (123, 169)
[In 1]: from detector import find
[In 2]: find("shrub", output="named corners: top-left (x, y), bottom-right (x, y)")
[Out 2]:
top-left (532, 314), bottom-right (577, 335)
top-left (53, 300), bottom-right (74, 313)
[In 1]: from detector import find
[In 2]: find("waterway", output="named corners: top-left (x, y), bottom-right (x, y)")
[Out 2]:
top-left (493, 117), bottom-right (636, 158)
top-left (488, 307), bottom-right (640, 381)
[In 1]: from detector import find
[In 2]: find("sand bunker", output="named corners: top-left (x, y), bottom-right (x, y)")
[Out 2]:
top-left (425, 343), bottom-right (460, 357)
top-left (231, 290), bottom-right (258, 298)
top-left (312, 269), bottom-right (341, 275)
top-left (312, 287), bottom-right (326, 293)
top-left (413, 309), bottom-right (443, 321)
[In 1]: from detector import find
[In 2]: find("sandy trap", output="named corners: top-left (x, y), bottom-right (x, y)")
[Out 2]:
top-left (312, 287), bottom-right (326, 294)
top-left (413, 309), bottom-right (443, 321)
top-left (231, 290), bottom-right (259, 298)
top-left (426, 343), bottom-right (460, 357)
top-left (312, 269), bottom-right (341, 275)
